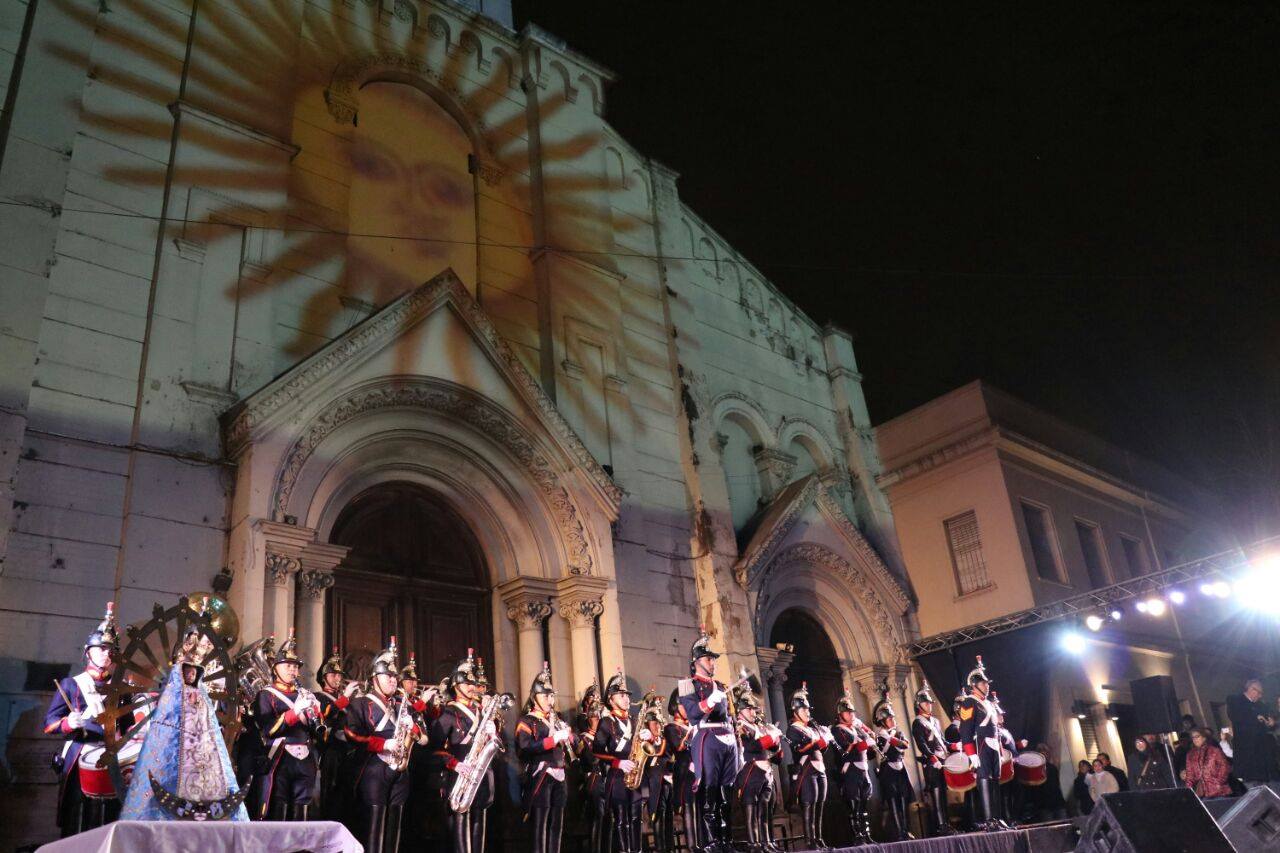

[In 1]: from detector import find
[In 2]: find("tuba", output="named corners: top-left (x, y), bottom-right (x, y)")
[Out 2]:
top-left (449, 691), bottom-right (515, 812)
top-left (234, 637), bottom-right (275, 708)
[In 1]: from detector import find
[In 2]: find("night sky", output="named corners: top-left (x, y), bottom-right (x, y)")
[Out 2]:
top-left (514, 1), bottom-right (1280, 539)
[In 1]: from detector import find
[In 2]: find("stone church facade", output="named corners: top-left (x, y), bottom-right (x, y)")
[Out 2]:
top-left (0, 0), bottom-right (920, 841)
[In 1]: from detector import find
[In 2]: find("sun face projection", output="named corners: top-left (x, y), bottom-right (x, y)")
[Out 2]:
top-left (346, 81), bottom-right (477, 301)
top-left (41, 0), bottom-right (648, 397)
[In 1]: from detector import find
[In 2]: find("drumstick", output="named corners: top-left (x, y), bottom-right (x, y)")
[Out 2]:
top-left (53, 678), bottom-right (76, 712)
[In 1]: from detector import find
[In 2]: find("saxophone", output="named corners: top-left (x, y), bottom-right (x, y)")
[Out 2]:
top-left (624, 718), bottom-right (657, 790)
top-left (385, 692), bottom-right (416, 772)
top-left (449, 692), bottom-right (515, 812)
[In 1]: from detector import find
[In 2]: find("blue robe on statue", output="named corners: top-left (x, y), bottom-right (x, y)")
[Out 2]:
top-left (121, 664), bottom-right (249, 821)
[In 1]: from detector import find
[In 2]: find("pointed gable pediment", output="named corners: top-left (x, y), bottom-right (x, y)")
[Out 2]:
top-left (223, 268), bottom-right (621, 514)
top-left (734, 474), bottom-right (911, 614)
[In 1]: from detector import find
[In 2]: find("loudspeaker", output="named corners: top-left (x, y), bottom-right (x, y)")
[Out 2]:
top-left (1130, 675), bottom-right (1180, 734)
top-left (1219, 784), bottom-right (1280, 852)
top-left (1074, 789), bottom-right (1233, 853)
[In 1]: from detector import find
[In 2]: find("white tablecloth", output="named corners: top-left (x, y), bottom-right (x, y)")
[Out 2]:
top-left (36, 820), bottom-right (363, 853)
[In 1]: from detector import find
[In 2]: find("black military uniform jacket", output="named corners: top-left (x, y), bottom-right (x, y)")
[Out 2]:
top-left (316, 690), bottom-right (352, 745)
top-left (664, 719), bottom-right (693, 772)
top-left (958, 693), bottom-right (1000, 758)
top-left (431, 699), bottom-right (493, 773)
top-left (875, 726), bottom-right (910, 769)
top-left (255, 682), bottom-right (323, 752)
top-left (516, 711), bottom-right (568, 773)
top-left (344, 691), bottom-right (405, 763)
top-left (786, 721), bottom-right (828, 773)
top-left (739, 721), bottom-right (782, 765)
top-left (592, 710), bottom-right (635, 770)
top-left (912, 714), bottom-right (947, 768)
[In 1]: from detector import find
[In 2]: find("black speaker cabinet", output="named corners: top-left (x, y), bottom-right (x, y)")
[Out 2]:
top-left (1074, 789), bottom-right (1234, 853)
top-left (1219, 784), bottom-right (1280, 852)
top-left (1130, 675), bottom-right (1181, 734)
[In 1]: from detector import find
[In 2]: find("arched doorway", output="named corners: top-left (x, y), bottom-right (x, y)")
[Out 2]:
top-left (327, 481), bottom-right (492, 682)
top-left (770, 608), bottom-right (843, 718)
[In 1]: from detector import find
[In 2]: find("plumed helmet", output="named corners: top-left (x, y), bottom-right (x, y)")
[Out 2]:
top-left (872, 682), bottom-right (896, 725)
top-left (640, 689), bottom-right (666, 724)
top-left (400, 652), bottom-right (419, 682)
top-left (689, 626), bottom-right (721, 671)
top-left (836, 689), bottom-right (857, 715)
top-left (579, 679), bottom-right (602, 717)
top-left (85, 601), bottom-right (120, 654)
top-left (733, 682), bottom-right (761, 712)
top-left (966, 655), bottom-right (991, 689)
top-left (915, 686), bottom-right (936, 710)
top-left (452, 647), bottom-right (481, 685)
top-left (604, 668), bottom-right (631, 701)
top-left (317, 646), bottom-right (346, 684)
top-left (791, 681), bottom-right (812, 712)
top-left (476, 657), bottom-right (489, 688)
top-left (668, 687), bottom-right (685, 719)
top-left (271, 628), bottom-right (304, 669)
top-left (370, 636), bottom-right (400, 677)
top-left (526, 661), bottom-right (555, 711)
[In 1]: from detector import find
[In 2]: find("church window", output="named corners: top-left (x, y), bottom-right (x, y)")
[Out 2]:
top-left (944, 510), bottom-right (991, 595)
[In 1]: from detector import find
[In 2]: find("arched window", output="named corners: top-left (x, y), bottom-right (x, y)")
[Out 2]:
top-left (719, 416), bottom-right (762, 532)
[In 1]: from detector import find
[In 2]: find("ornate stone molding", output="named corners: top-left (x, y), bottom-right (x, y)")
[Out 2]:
top-left (755, 543), bottom-right (910, 664)
top-left (298, 569), bottom-right (335, 600)
top-left (265, 552), bottom-right (301, 588)
top-left (753, 446), bottom-right (797, 496)
top-left (849, 663), bottom-right (894, 702)
top-left (271, 379), bottom-right (597, 575)
top-left (225, 270), bottom-right (621, 513)
top-left (733, 476), bottom-right (821, 586)
top-left (755, 646), bottom-right (794, 688)
top-left (507, 600), bottom-right (553, 630)
top-left (558, 597), bottom-right (603, 629)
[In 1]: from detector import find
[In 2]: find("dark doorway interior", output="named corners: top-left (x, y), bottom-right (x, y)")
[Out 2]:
top-left (769, 608), bottom-right (844, 718)
top-left (327, 481), bottom-right (492, 685)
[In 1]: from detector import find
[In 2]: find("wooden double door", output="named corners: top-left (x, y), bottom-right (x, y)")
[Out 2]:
top-left (324, 482), bottom-right (492, 682)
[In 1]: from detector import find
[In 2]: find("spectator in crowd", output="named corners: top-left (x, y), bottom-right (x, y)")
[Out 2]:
top-left (1096, 752), bottom-right (1129, 791)
top-left (1182, 727), bottom-right (1233, 799)
top-left (1128, 735), bottom-right (1175, 790)
top-left (1226, 678), bottom-right (1279, 788)
top-left (1025, 744), bottom-right (1066, 821)
top-left (1087, 758), bottom-right (1119, 804)
top-left (1071, 760), bottom-right (1093, 816)
top-left (1174, 715), bottom-right (1196, 774)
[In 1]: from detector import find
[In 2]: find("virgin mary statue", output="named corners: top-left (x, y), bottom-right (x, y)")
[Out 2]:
top-left (120, 625), bottom-right (249, 821)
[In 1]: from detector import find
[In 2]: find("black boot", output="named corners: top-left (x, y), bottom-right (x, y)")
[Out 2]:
top-left (449, 810), bottom-right (469, 853)
top-left (801, 803), bottom-right (818, 850)
top-left (471, 807), bottom-right (487, 853)
top-left (717, 786), bottom-right (733, 850)
top-left (591, 805), bottom-right (604, 853)
top-left (975, 779), bottom-right (1004, 832)
top-left (385, 804), bottom-right (403, 853)
top-left (612, 803), bottom-right (631, 853)
top-left (532, 805), bottom-right (550, 853)
top-left (653, 802), bottom-right (670, 853)
top-left (699, 788), bottom-right (719, 852)
top-left (601, 804), bottom-right (615, 853)
top-left (548, 803), bottom-right (565, 853)
top-left (813, 796), bottom-right (828, 850)
top-left (932, 786), bottom-right (956, 836)
top-left (743, 803), bottom-right (759, 851)
top-left (683, 801), bottom-right (702, 853)
top-left (366, 805), bottom-right (387, 853)
top-left (898, 798), bottom-right (916, 840)
top-left (631, 802), bottom-right (644, 853)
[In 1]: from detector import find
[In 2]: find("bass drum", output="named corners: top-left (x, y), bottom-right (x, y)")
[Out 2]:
top-left (1014, 750), bottom-right (1047, 786)
top-left (999, 747), bottom-right (1015, 784)
top-left (78, 739), bottom-right (142, 799)
top-left (942, 751), bottom-right (976, 793)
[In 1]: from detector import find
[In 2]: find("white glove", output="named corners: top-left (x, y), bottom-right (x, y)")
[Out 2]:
top-left (639, 729), bottom-right (653, 742)
top-left (455, 761), bottom-right (474, 776)
top-left (967, 754), bottom-right (980, 770)
top-left (343, 680), bottom-right (361, 697)
top-left (618, 759), bottom-right (636, 774)
top-left (553, 727), bottom-right (571, 744)
top-left (66, 711), bottom-right (86, 730)
top-left (706, 688), bottom-right (725, 707)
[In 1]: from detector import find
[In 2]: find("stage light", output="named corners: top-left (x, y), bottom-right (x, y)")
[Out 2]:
top-left (1135, 600), bottom-right (1148, 613)
top-left (1061, 631), bottom-right (1087, 654)
top-left (1234, 558), bottom-right (1280, 615)
top-left (1169, 590), bottom-right (1186, 605)
top-left (1110, 610), bottom-right (1122, 620)
top-left (1212, 581), bottom-right (1231, 597)
top-left (1200, 583), bottom-right (1215, 596)
top-left (1085, 614), bottom-right (1104, 632)
top-left (1145, 598), bottom-right (1167, 617)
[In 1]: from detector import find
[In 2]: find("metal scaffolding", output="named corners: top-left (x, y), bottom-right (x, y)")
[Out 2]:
top-left (905, 546), bottom-right (1254, 658)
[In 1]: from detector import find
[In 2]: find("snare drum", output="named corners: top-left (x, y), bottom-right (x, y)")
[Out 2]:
top-left (77, 739), bottom-right (142, 799)
top-left (942, 751), bottom-right (976, 793)
top-left (1013, 750), bottom-right (1047, 786)
top-left (999, 747), bottom-right (1015, 784)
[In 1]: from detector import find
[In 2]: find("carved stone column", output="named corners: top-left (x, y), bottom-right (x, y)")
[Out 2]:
top-left (295, 541), bottom-right (349, 686)
top-left (756, 646), bottom-right (794, 726)
top-left (499, 578), bottom-right (557, 697)
top-left (255, 520), bottom-right (315, 642)
top-left (753, 447), bottom-right (797, 502)
top-left (558, 576), bottom-right (608, 699)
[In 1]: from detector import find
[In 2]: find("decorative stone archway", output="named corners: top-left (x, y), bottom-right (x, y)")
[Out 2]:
top-left (221, 270), bottom-right (623, 700)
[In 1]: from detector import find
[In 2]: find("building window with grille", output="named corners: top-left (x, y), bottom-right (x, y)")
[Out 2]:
top-left (1119, 534), bottom-right (1151, 579)
top-left (1021, 500), bottom-right (1067, 583)
top-left (944, 510), bottom-right (992, 596)
top-left (1075, 519), bottom-right (1111, 589)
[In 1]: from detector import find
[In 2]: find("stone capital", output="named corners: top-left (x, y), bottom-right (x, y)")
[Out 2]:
top-left (300, 541), bottom-right (351, 574)
top-left (755, 646), bottom-right (795, 687)
top-left (558, 597), bottom-right (604, 629)
top-left (265, 552), bottom-right (301, 588)
top-left (849, 663), bottom-right (894, 701)
top-left (508, 600), bottom-right (554, 630)
top-left (298, 569), bottom-right (335, 600)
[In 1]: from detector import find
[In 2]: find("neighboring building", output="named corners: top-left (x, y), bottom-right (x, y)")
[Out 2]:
top-left (0, 0), bottom-right (918, 844)
top-left (876, 381), bottom-right (1252, 793)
